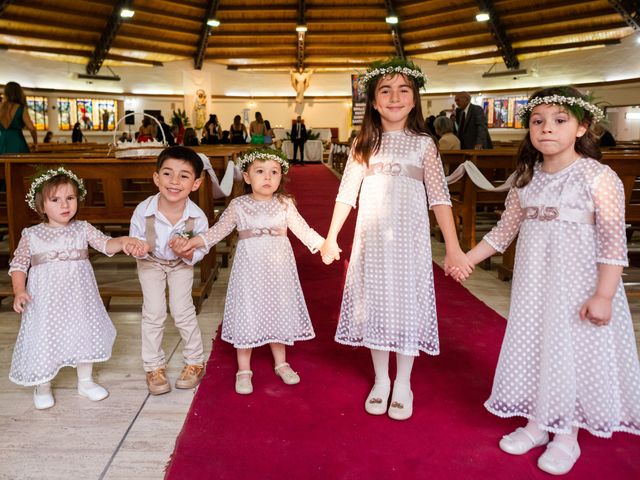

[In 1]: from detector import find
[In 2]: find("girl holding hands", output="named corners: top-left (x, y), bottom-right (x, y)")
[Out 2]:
top-left (171, 148), bottom-right (324, 394)
top-left (320, 58), bottom-right (473, 420)
top-left (9, 167), bottom-right (147, 409)
top-left (459, 87), bottom-right (640, 475)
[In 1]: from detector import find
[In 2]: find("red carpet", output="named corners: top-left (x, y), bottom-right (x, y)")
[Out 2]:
top-left (165, 164), bottom-right (640, 479)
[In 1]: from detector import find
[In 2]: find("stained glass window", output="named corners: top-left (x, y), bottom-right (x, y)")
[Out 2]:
top-left (26, 96), bottom-right (48, 131)
top-left (57, 98), bottom-right (118, 131)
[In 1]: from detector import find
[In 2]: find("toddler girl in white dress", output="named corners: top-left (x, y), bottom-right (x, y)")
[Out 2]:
top-left (171, 148), bottom-right (324, 394)
top-left (9, 167), bottom-right (146, 409)
top-left (461, 87), bottom-right (640, 475)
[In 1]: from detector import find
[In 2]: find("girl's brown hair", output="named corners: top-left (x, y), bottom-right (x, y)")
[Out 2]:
top-left (352, 73), bottom-right (432, 165)
top-left (242, 160), bottom-right (295, 205)
top-left (515, 86), bottom-right (602, 188)
top-left (34, 175), bottom-right (81, 221)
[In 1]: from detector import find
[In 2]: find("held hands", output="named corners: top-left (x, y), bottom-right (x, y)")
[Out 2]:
top-left (580, 294), bottom-right (613, 326)
top-left (169, 235), bottom-right (203, 260)
top-left (444, 249), bottom-right (474, 283)
top-left (121, 237), bottom-right (150, 257)
top-left (13, 290), bottom-right (31, 314)
top-left (320, 239), bottom-right (342, 265)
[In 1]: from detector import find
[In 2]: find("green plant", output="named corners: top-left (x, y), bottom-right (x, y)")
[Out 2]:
top-left (171, 108), bottom-right (190, 128)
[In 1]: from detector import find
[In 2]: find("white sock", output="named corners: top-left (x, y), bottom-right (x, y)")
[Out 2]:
top-left (35, 382), bottom-right (52, 395)
top-left (523, 420), bottom-right (546, 441)
top-left (77, 362), bottom-right (94, 383)
top-left (553, 427), bottom-right (579, 447)
top-left (370, 349), bottom-right (390, 386)
top-left (395, 353), bottom-right (415, 388)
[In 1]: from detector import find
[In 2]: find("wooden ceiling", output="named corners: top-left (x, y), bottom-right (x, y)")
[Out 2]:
top-left (0, 0), bottom-right (638, 74)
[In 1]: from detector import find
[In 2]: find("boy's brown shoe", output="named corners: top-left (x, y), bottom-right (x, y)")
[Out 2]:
top-left (146, 367), bottom-right (171, 395)
top-left (175, 364), bottom-right (205, 389)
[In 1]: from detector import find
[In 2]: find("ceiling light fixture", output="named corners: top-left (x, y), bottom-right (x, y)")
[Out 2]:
top-left (385, 16), bottom-right (399, 24)
top-left (120, 8), bottom-right (135, 18)
top-left (207, 18), bottom-right (220, 27)
top-left (475, 12), bottom-right (490, 22)
top-left (295, 24), bottom-right (307, 33)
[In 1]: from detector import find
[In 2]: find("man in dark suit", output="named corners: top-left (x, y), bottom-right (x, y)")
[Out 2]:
top-left (156, 115), bottom-right (175, 146)
top-left (291, 116), bottom-right (307, 165)
top-left (454, 92), bottom-right (492, 149)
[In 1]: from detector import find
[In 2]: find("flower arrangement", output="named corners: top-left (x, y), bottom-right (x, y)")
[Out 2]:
top-left (26, 166), bottom-right (87, 212)
top-left (177, 230), bottom-right (195, 239)
top-left (236, 147), bottom-right (290, 174)
top-left (518, 92), bottom-right (605, 125)
top-left (359, 57), bottom-right (428, 92)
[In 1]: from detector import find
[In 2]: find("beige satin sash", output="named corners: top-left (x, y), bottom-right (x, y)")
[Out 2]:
top-left (365, 162), bottom-right (423, 182)
top-left (237, 227), bottom-right (287, 240)
top-left (31, 248), bottom-right (89, 266)
top-left (523, 206), bottom-right (595, 225)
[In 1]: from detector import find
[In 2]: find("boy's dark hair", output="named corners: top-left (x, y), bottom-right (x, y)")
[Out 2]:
top-left (156, 146), bottom-right (203, 177)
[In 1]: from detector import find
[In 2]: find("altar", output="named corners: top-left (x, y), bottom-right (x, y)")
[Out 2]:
top-left (281, 139), bottom-right (324, 163)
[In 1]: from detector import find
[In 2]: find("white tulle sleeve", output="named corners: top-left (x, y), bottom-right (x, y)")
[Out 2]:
top-left (85, 221), bottom-right (115, 257)
top-left (8, 229), bottom-right (31, 275)
top-left (423, 138), bottom-right (451, 208)
top-left (483, 188), bottom-right (525, 253)
top-left (591, 167), bottom-right (628, 266)
top-left (335, 150), bottom-right (367, 208)
top-left (199, 201), bottom-right (238, 252)
top-left (284, 198), bottom-right (324, 253)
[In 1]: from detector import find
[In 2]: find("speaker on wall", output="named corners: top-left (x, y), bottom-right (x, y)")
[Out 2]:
top-left (125, 110), bottom-right (135, 125)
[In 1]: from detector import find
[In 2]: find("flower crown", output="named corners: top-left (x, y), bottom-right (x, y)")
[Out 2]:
top-left (359, 58), bottom-right (428, 92)
top-left (518, 94), bottom-right (605, 125)
top-left (26, 166), bottom-right (87, 212)
top-left (236, 148), bottom-right (290, 174)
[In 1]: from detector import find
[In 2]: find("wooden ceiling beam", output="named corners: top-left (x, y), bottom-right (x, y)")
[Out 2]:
top-left (437, 38), bottom-right (622, 64)
top-left (0, 27), bottom-right (97, 43)
top-left (227, 61), bottom-right (374, 71)
top-left (475, 0), bottom-right (519, 69)
top-left (0, 43), bottom-right (163, 66)
top-left (0, 0), bottom-right (15, 17)
top-left (608, 0), bottom-right (640, 31)
top-left (86, 0), bottom-right (131, 75)
top-left (194, 0), bottom-right (219, 69)
top-left (296, 0), bottom-right (306, 71)
top-left (385, 0), bottom-right (405, 58)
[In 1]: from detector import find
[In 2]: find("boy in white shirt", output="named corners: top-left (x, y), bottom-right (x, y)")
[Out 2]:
top-left (130, 146), bottom-right (208, 395)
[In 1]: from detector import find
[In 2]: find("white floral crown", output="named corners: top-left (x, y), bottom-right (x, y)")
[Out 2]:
top-left (26, 167), bottom-right (87, 212)
top-left (236, 150), bottom-right (290, 174)
top-left (518, 94), bottom-right (605, 123)
top-left (359, 65), bottom-right (428, 91)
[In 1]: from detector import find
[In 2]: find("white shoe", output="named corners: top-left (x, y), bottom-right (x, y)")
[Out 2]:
top-left (387, 382), bottom-right (413, 421)
top-left (364, 382), bottom-right (390, 415)
top-left (77, 380), bottom-right (109, 401)
top-left (235, 370), bottom-right (253, 395)
top-left (33, 383), bottom-right (55, 410)
top-left (537, 441), bottom-right (581, 476)
top-left (499, 427), bottom-right (549, 455)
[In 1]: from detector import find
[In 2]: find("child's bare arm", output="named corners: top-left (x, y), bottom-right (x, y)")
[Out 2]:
top-left (580, 264), bottom-right (623, 326)
top-left (11, 271), bottom-right (31, 314)
top-left (106, 236), bottom-right (149, 256)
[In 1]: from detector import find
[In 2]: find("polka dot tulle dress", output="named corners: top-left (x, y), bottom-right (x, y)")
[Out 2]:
top-left (8, 221), bottom-right (117, 386)
top-left (199, 195), bottom-right (324, 349)
top-left (334, 131), bottom-right (451, 356)
top-left (483, 158), bottom-right (640, 438)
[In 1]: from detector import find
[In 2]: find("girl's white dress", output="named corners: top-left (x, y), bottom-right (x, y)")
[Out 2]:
top-left (8, 221), bottom-right (117, 386)
top-left (199, 194), bottom-right (324, 348)
top-left (484, 157), bottom-right (640, 438)
top-left (334, 131), bottom-right (451, 356)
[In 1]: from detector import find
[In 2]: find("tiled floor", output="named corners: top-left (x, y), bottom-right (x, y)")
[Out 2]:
top-left (0, 234), bottom-right (638, 479)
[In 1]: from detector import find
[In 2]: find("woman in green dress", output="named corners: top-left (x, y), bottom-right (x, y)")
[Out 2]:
top-left (0, 82), bottom-right (37, 153)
